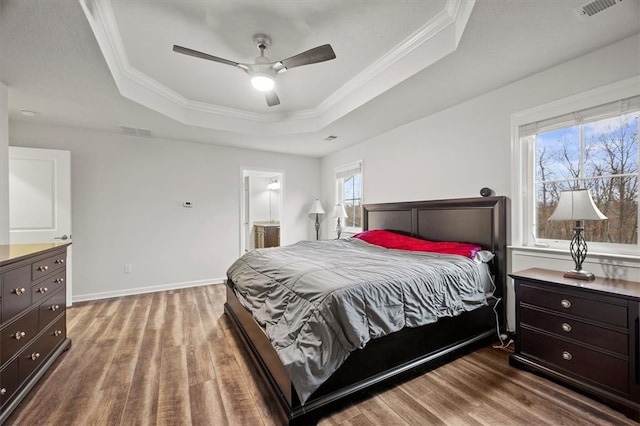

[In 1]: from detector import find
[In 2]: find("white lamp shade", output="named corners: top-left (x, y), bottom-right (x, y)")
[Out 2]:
top-left (332, 204), bottom-right (348, 218)
top-left (308, 199), bottom-right (325, 215)
top-left (251, 74), bottom-right (275, 91)
top-left (548, 189), bottom-right (607, 221)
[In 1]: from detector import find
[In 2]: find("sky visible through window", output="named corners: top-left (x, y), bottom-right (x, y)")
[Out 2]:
top-left (535, 113), bottom-right (638, 244)
top-left (343, 174), bottom-right (362, 228)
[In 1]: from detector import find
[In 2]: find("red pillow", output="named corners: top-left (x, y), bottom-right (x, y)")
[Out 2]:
top-left (353, 229), bottom-right (481, 259)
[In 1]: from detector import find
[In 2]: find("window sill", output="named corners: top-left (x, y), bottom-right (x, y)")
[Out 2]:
top-left (509, 245), bottom-right (640, 263)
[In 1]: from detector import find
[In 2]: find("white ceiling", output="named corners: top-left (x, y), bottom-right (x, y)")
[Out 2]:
top-left (1, 0), bottom-right (639, 157)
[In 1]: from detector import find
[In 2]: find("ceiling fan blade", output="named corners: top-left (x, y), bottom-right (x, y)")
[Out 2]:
top-left (173, 45), bottom-right (242, 68)
top-left (265, 90), bottom-right (280, 107)
top-left (280, 44), bottom-right (336, 70)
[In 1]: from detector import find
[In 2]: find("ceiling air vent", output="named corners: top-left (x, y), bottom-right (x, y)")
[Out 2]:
top-left (324, 135), bottom-right (338, 141)
top-left (574, 0), bottom-right (621, 19)
top-left (121, 126), bottom-right (153, 138)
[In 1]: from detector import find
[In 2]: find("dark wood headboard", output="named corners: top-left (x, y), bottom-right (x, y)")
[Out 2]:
top-left (363, 196), bottom-right (508, 315)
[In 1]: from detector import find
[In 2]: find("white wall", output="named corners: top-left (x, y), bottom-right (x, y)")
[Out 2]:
top-left (320, 35), bottom-right (640, 330)
top-left (0, 82), bottom-right (9, 244)
top-left (9, 122), bottom-right (320, 301)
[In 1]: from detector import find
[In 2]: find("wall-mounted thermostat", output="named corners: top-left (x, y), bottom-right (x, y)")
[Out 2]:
top-left (183, 201), bottom-right (193, 208)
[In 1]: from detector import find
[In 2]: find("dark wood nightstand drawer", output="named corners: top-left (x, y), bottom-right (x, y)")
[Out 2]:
top-left (519, 283), bottom-right (627, 328)
top-left (31, 253), bottom-right (66, 282)
top-left (520, 306), bottom-right (627, 355)
top-left (0, 309), bottom-right (39, 364)
top-left (31, 270), bottom-right (65, 305)
top-left (1, 265), bottom-right (32, 322)
top-left (520, 327), bottom-right (628, 394)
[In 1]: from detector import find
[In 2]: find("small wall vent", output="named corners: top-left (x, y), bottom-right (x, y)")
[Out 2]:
top-left (574, 0), bottom-right (621, 19)
top-left (121, 126), bottom-right (153, 138)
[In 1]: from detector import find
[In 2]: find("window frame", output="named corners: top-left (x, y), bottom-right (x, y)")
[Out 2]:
top-left (335, 160), bottom-right (363, 234)
top-left (511, 77), bottom-right (640, 257)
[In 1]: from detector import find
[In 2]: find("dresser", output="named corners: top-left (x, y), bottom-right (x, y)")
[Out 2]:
top-left (0, 243), bottom-right (71, 423)
top-left (510, 268), bottom-right (640, 421)
top-left (254, 222), bottom-right (280, 248)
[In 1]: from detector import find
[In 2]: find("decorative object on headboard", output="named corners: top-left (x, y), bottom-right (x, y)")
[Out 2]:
top-left (548, 188), bottom-right (607, 281)
top-left (332, 204), bottom-right (348, 239)
top-left (480, 187), bottom-right (493, 197)
top-left (308, 199), bottom-right (326, 240)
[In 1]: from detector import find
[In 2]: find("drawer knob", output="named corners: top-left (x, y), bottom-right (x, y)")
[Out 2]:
top-left (54, 278), bottom-right (64, 284)
top-left (37, 265), bottom-right (49, 272)
top-left (0, 388), bottom-right (6, 395)
top-left (54, 330), bottom-right (63, 337)
top-left (560, 299), bottom-right (572, 309)
top-left (38, 287), bottom-right (48, 294)
top-left (50, 304), bottom-right (60, 311)
top-left (14, 287), bottom-right (26, 296)
top-left (14, 331), bottom-right (26, 340)
top-left (55, 259), bottom-right (65, 264)
top-left (561, 323), bottom-right (572, 332)
top-left (30, 352), bottom-right (40, 361)
top-left (562, 351), bottom-right (572, 361)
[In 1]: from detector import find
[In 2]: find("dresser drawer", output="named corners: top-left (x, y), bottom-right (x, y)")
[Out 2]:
top-left (520, 327), bottom-right (628, 394)
top-left (519, 284), bottom-right (627, 328)
top-left (38, 289), bottom-right (66, 329)
top-left (0, 358), bottom-right (18, 407)
top-left (18, 314), bottom-right (66, 383)
top-left (31, 253), bottom-right (66, 282)
top-left (521, 306), bottom-right (627, 355)
top-left (31, 270), bottom-right (65, 305)
top-left (0, 308), bottom-right (39, 364)
top-left (1, 265), bottom-right (32, 322)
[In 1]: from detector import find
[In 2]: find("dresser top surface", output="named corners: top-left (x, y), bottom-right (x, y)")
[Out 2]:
top-left (511, 268), bottom-right (640, 300)
top-left (0, 243), bottom-right (71, 267)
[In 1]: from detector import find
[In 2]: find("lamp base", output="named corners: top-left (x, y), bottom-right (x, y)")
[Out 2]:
top-left (563, 269), bottom-right (595, 281)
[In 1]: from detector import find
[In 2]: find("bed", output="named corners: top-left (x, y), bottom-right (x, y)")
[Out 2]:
top-left (224, 196), bottom-right (508, 424)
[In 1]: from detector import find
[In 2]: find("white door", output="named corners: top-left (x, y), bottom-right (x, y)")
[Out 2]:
top-left (9, 146), bottom-right (72, 305)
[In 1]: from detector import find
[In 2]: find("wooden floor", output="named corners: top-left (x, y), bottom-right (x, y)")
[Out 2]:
top-left (5, 284), bottom-right (637, 426)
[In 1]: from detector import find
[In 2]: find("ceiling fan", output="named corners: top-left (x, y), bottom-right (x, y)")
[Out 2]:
top-left (173, 34), bottom-right (336, 107)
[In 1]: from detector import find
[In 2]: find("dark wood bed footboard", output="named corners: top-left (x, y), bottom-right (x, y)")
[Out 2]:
top-left (225, 281), bottom-right (496, 423)
top-left (224, 196), bottom-right (508, 424)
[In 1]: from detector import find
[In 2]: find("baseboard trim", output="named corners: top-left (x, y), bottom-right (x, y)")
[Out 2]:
top-left (72, 277), bottom-right (226, 302)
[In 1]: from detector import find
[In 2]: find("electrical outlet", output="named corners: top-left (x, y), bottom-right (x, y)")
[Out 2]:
top-left (124, 264), bottom-right (132, 273)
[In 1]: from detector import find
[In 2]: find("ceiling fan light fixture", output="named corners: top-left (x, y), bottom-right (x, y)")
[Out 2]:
top-left (251, 73), bottom-right (275, 92)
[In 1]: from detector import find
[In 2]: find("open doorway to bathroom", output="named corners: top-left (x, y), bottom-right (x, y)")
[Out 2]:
top-left (240, 168), bottom-right (284, 255)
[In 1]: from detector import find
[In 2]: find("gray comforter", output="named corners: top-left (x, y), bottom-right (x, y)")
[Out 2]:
top-left (226, 238), bottom-right (488, 404)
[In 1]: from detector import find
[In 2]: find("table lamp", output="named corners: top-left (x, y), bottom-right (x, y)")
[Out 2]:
top-left (308, 199), bottom-right (325, 240)
top-left (333, 204), bottom-right (348, 239)
top-left (548, 189), bottom-right (607, 281)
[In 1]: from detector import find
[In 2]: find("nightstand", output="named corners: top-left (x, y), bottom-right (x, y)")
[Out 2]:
top-left (509, 268), bottom-right (640, 421)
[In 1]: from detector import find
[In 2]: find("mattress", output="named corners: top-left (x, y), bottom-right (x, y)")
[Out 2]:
top-left (226, 238), bottom-right (490, 403)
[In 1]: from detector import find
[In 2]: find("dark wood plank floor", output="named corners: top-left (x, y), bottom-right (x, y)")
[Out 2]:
top-left (5, 284), bottom-right (637, 425)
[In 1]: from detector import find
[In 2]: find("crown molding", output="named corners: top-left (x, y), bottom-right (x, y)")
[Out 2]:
top-left (79, 0), bottom-right (475, 137)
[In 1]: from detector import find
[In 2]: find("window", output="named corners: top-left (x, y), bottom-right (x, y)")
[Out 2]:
top-left (336, 161), bottom-right (363, 232)
top-left (517, 91), bottom-right (639, 255)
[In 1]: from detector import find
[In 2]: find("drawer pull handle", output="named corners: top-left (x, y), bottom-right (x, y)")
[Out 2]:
top-left (54, 278), bottom-right (64, 284)
top-left (55, 259), bottom-right (65, 264)
top-left (54, 330), bottom-right (63, 337)
top-left (50, 305), bottom-right (60, 312)
top-left (14, 287), bottom-right (26, 296)
top-left (30, 352), bottom-right (40, 361)
top-left (0, 388), bottom-right (6, 395)
top-left (561, 299), bottom-right (572, 309)
top-left (37, 265), bottom-right (49, 272)
top-left (38, 287), bottom-right (48, 294)
top-left (14, 331), bottom-right (26, 340)
top-left (561, 323), bottom-right (572, 332)
top-left (562, 351), bottom-right (572, 361)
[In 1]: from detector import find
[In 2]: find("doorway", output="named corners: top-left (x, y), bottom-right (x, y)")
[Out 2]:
top-left (240, 169), bottom-right (284, 255)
